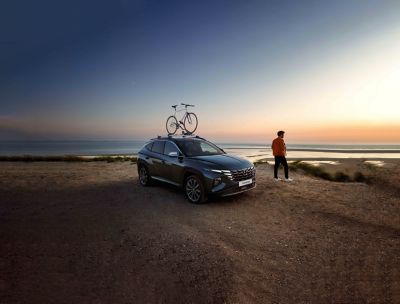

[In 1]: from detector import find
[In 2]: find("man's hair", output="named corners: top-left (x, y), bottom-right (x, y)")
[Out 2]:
top-left (277, 130), bottom-right (285, 136)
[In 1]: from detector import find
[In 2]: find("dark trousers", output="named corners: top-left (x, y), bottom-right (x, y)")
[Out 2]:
top-left (274, 156), bottom-right (288, 179)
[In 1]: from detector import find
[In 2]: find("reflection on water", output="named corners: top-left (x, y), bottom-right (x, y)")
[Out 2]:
top-left (1, 141), bottom-right (400, 160)
top-left (286, 151), bottom-right (400, 159)
top-left (300, 161), bottom-right (340, 166)
top-left (364, 160), bottom-right (385, 167)
top-left (223, 148), bottom-right (400, 162)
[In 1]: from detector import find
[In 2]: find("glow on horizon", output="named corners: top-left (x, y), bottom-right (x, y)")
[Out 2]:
top-left (1, 1), bottom-right (400, 143)
top-left (199, 25), bottom-right (400, 143)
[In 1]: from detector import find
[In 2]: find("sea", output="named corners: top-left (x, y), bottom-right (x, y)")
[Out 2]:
top-left (1, 140), bottom-right (400, 161)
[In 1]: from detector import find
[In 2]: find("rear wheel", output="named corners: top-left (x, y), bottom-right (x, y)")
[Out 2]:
top-left (185, 175), bottom-right (207, 203)
top-left (138, 165), bottom-right (152, 186)
top-left (166, 116), bottom-right (179, 135)
top-left (183, 112), bottom-right (198, 134)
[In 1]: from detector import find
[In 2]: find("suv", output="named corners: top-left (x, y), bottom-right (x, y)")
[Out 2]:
top-left (137, 135), bottom-right (256, 203)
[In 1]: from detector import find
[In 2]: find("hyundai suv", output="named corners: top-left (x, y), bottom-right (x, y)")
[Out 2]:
top-left (137, 135), bottom-right (256, 203)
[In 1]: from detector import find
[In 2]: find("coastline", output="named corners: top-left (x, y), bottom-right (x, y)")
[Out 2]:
top-left (1, 153), bottom-right (400, 162)
top-left (0, 155), bottom-right (138, 162)
top-left (1, 140), bottom-right (400, 158)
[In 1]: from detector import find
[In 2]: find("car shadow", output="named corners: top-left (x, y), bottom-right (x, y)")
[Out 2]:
top-left (1, 178), bottom-right (236, 304)
top-left (145, 177), bottom-right (250, 205)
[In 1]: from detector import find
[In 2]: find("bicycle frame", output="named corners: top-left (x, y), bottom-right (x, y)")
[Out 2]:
top-left (171, 106), bottom-right (192, 127)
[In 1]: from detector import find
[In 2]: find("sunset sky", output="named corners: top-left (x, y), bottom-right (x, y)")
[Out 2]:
top-left (1, 0), bottom-right (400, 143)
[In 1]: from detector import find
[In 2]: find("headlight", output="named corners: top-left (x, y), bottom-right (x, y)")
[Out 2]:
top-left (205, 169), bottom-right (233, 180)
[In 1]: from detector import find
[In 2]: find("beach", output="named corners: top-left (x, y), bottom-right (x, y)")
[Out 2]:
top-left (4, 0), bottom-right (400, 302)
top-left (1, 160), bottom-right (399, 303)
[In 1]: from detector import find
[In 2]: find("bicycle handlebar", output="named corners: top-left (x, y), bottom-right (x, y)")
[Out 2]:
top-left (181, 103), bottom-right (195, 107)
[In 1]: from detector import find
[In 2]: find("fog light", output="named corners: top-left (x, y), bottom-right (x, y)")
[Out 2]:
top-left (213, 177), bottom-right (222, 187)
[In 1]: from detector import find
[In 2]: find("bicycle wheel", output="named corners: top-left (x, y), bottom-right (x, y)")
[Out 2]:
top-left (183, 112), bottom-right (198, 134)
top-left (166, 116), bottom-right (179, 135)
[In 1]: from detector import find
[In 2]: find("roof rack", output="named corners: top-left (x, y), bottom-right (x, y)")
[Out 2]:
top-left (151, 134), bottom-right (206, 141)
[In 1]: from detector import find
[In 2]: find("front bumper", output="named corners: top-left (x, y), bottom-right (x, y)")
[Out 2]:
top-left (216, 182), bottom-right (256, 197)
top-left (203, 168), bottom-right (256, 197)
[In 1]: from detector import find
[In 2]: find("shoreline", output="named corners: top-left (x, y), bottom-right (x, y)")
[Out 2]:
top-left (255, 157), bottom-right (400, 162)
top-left (288, 148), bottom-right (400, 153)
top-left (1, 154), bottom-right (400, 162)
top-left (0, 155), bottom-right (138, 162)
top-left (227, 147), bottom-right (400, 153)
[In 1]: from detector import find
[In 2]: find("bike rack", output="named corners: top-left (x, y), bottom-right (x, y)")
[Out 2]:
top-left (164, 131), bottom-right (195, 137)
top-left (163, 134), bottom-right (206, 140)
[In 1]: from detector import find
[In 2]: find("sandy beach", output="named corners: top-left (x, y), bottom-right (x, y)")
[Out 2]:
top-left (1, 160), bottom-right (399, 303)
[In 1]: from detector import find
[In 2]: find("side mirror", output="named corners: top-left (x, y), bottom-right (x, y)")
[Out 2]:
top-left (168, 151), bottom-right (178, 157)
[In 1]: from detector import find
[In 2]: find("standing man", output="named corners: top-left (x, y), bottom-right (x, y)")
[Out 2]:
top-left (272, 130), bottom-right (293, 182)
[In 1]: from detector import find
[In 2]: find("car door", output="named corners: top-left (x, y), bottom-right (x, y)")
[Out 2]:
top-left (161, 141), bottom-right (184, 185)
top-left (148, 140), bottom-right (165, 178)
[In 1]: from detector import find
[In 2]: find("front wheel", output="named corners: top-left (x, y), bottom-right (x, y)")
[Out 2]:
top-left (185, 175), bottom-right (207, 204)
top-left (183, 112), bottom-right (198, 134)
top-left (166, 116), bottom-right (179, 135)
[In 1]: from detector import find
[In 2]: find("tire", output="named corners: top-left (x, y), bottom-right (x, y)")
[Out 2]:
top-left (183, 112), bottom-right (198, 134)
top-left (138, 165), bottom-right (152, 186)
top-left (185, 175), bottom-right (207, 204)
top-left (166, 116), bottom-right (179, 135)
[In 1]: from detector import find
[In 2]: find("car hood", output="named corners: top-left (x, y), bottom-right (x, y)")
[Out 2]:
top-left (189, 154), bottom-right (253, 170)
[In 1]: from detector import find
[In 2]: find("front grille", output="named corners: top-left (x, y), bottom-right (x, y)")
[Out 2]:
top-left (231, 167), bottom-right (255, 181)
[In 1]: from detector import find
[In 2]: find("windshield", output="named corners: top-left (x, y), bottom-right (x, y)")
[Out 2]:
top-left (175, 139), bottom-right (224, 157)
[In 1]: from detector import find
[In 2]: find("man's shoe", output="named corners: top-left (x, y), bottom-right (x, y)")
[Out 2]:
top-left (285, 178), bottom-right (293, 182)
top-left (274, 177), bottom-right (281, 182)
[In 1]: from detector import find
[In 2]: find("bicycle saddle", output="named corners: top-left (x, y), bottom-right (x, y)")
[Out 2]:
top-left (171, 105), bottom-right (178, 108)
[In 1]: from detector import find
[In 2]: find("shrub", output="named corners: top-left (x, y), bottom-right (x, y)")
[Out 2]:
top-left (333, 171), bottom-right (351, 182)
top-left (353, 171), bottom-right (366, 182)
top-left (289, 161), bottom-right (332, 181)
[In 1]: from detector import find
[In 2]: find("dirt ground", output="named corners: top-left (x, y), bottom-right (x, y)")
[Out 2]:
top-left (0, 161), bottom-right (399, 303)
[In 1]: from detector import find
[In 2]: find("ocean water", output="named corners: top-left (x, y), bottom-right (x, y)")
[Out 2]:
top-left (0, 140), bottom-right (146, 156)
top-left (1, 140), bottom-right (400, 160)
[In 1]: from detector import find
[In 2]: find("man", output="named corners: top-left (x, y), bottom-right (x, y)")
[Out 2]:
top-left (271, 130), bottom-right (293, 182)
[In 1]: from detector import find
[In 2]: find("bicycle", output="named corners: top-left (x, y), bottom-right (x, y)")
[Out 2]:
top-left (166, 103), bottom-right (198, 135)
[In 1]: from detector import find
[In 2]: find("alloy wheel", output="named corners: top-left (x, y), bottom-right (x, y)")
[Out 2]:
top-left (139, 166), bottom-right (148, 185)
top-left (186, 177), bottom-right (201, 202)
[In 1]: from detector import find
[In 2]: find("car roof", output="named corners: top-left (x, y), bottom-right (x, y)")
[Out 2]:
top-left (150, 135), bottom-right (207, 142)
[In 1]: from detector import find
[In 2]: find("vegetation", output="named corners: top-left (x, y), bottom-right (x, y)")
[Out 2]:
top-left (288, 161), bottom-right (368, 183)
top-left (333, 171), bottom-right (351, 182)
top-left (91, 156), bottom-right (137, 163)
top-left (0, 155), bottom-right (137, 163)
top-left (353, 171), bottom-right (366, 182)
top-left (289, 161), bottom-right (332, 180)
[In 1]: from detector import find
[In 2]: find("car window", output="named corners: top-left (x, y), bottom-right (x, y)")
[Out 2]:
top-left (145, 142), bottom-right (153, 151)
top-left (176, 139), bottom-right (224, 156)
top-left (164, 141), bottom-right (179, 155)
top-left (151, 140), bottom-right (165, 154)
top-left (200, 142), bottom-right (220, 154)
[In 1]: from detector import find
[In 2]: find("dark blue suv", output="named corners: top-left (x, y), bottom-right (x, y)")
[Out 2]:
top-left (137, 135), bottom-right (256, 203)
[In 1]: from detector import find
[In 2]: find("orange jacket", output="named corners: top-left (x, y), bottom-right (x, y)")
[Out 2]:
top-left (272, 137), bottom-right (286, 156)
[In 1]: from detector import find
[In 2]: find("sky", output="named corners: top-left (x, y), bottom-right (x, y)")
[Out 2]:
top-left (1, 0), bottom-right (400, 143)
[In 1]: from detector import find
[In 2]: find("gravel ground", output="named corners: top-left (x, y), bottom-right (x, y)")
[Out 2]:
top-left (1, 161), bottom-right (399, 303)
